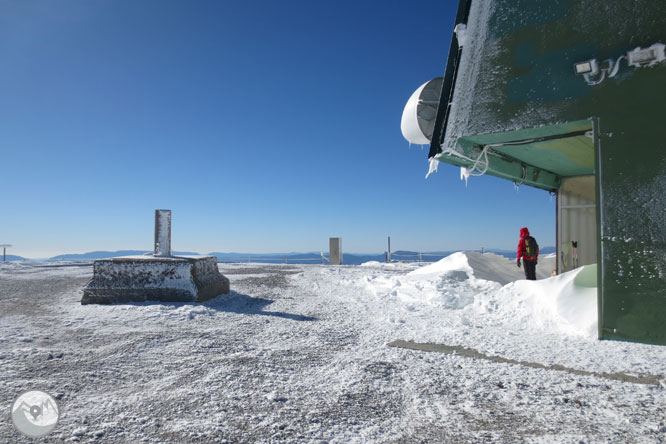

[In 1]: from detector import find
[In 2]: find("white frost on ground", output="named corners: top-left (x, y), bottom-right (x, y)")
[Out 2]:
top-left (1, 254), bottom-right (665, 443)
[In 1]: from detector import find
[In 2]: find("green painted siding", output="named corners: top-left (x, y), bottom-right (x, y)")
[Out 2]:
top-left (441, 0), bottom-right (666, 344)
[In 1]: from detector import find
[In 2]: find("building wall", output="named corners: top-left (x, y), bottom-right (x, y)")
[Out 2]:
top-left (444, 0), bottom-right (666, 343)
top-left (595, 100), bottom-right (666, 344)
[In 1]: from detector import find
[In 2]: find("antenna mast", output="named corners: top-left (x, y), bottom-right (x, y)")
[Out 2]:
top-left (0, 244), bottom-right (12, 262)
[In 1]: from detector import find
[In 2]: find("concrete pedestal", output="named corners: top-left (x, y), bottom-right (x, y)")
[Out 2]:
top-left (82, 255), bottom-right (230, 305)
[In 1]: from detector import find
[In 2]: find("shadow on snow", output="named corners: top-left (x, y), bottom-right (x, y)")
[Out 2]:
top-left (206, 290), bottom-right (317, 322)
top-left (102, 290), bottom-right (318, 322)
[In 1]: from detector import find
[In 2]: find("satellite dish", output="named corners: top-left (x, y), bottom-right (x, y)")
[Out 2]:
top-left (400, 77), bottom-right (442, 145)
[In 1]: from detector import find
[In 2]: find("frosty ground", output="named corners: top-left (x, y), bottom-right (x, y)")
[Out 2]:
top-left (1, 253), bottom-right (665, 443)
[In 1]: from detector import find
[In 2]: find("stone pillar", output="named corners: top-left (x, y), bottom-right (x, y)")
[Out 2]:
top-left (154, 210), bottom-right (172, 257)
top-left (329, 237), bottom-right (342, 265)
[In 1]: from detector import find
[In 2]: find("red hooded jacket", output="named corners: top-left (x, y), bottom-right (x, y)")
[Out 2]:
top-left (517, 227), bottom-right (538, 261)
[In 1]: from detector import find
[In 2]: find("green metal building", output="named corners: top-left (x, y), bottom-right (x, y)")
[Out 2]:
top-left (403, 0), bottom-right (666, 344)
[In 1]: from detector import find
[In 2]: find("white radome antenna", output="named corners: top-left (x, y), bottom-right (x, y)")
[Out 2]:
top-left (400, 77), bottom-right (442, 145)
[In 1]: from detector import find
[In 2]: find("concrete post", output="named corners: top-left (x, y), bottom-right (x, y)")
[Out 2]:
top-left (329, 237), bottom-right (342, 265)
top-left (154, 210), bottom-right (172, 257)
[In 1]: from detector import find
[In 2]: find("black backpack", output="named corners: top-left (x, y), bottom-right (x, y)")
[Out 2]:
top-left (525, 236), bottom-right (539, 258)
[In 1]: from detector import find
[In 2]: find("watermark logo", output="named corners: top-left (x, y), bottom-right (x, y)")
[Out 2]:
top-left (11, 390), bottom-right (59, 438)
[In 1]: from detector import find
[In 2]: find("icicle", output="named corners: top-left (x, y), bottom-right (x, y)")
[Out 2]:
top-left (425, 157), bottom-right (440, 179)
top-left (460, 167), bottom-right (471, 186)
top-left (454, 23), bottom-right (468, 47)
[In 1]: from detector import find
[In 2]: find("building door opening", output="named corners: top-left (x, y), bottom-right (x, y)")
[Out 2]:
top-left (557, 175), bottom-right (597, 274)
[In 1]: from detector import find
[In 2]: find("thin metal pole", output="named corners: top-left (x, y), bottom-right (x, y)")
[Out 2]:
top-left (592, 116), bottom-right (605, 340)
top-left (555, 190), bottom-right (564, 274)
top-left (0, 245), bottom-right (11, 262)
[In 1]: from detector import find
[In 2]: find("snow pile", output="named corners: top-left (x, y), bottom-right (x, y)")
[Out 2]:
top-left (474, 263), bottom-right (598, 338)
top-left (359, 261), bottom-right (420, 272)
top-left (363, 252), bottom-right (596, 338)
top-left (409, 251), bottom-right (554, 284)
top-left (363, 253), bottom-right (495, 309)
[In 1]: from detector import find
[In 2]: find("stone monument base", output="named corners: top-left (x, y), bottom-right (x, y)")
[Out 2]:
top-left (81, 255), bottom-right (230, 305)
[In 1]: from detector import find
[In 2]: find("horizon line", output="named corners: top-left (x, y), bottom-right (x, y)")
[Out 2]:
top-left (4, 247), bottom-right (555, 261)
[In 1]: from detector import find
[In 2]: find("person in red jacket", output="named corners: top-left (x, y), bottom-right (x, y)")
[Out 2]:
top-left (517, 227), bottom-right (539, 280)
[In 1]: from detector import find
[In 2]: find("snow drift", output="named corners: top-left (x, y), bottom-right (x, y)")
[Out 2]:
top-left (364, 252), bottom-right (597, 338)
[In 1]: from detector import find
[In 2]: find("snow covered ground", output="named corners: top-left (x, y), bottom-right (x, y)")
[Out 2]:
top-left (1, 253), bottom-right (665, 443)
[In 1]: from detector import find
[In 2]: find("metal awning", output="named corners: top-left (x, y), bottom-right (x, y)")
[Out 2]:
top-left (434, 119), bottom-right (594, 191)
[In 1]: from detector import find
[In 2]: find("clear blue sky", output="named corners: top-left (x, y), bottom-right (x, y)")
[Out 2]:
top-left (1, 0), bottom-right (555, 258)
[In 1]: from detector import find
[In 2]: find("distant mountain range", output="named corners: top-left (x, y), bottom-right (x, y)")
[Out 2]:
top-left (1, 254), bottom-right (28, 261)
top-left (2, 247), bottom-right (555, 265)
top-left (47, 250), bottom-right (200, 262)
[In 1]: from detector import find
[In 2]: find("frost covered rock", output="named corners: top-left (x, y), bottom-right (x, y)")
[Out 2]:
top-left (71, 427), bottom-right (88, 437)
top-left (81, 255), bottom-right (229, 304)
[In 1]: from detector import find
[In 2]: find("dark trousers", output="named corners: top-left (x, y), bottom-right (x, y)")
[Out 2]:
top-left (523, 260), bottom-right (537, 280)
